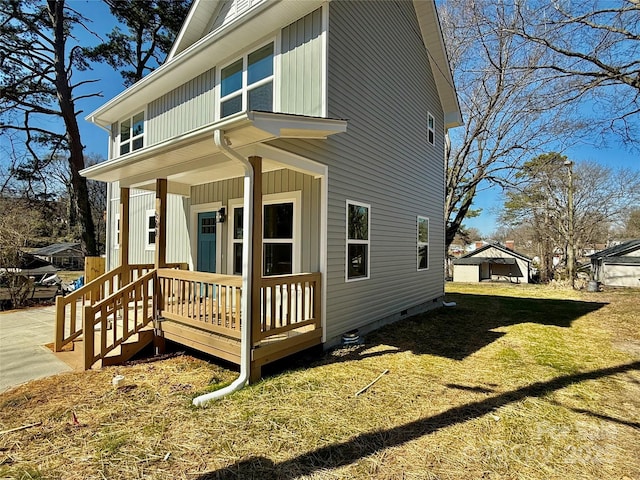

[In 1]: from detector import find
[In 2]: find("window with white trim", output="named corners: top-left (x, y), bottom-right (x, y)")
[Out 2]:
top-left (114, 213), bottom-right (120, 249)
top-left (417, 216), bottom-right (429, 270)
top-left (220, 42), bottom-right (274, 118)
top-left (346, 201), bottom-right (370, 281)
top-left (231, 205), bottom-right (244, 275)
top-left (263, 201), bottom-right (294, 276)
top-left (427, 112), bottom-right (435, 146)
top-left (145, 209), bottom-right (156, 250)
top-left (119, 112), bottom-right (144, 155)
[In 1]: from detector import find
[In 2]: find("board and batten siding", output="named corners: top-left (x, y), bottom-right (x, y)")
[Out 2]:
top-left (106, 182), bottom-right (191, 271)
top-left (280, 8), bottom-right (323, 117)
top-left (191, 169), bottom-right (321, 274)
top-left (270, 0), bottom-right (446, 343)
top-left (120, 8), bottom-right (322, 149)
top-left (146, 69), bottom-right (216, 146)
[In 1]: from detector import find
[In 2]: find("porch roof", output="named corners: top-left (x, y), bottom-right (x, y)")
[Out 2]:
top-left (80, 111), bottom-right (347, 194)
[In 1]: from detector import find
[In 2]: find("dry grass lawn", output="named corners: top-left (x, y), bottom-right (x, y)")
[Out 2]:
top-left (0, 282), bottom-right (638, 479)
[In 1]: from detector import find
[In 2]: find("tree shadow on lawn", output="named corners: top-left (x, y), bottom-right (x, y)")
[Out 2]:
top-left (263, 293), bottom-right (608, 373)
top-left (191, 295), bottom-right (618, 479)
top-left (337, 293), bottom-right (607, 362)
top-left (196, 360), bottom-right (640, 480)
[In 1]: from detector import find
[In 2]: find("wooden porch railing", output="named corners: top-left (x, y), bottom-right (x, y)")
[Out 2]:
top-left (83, 270), bottom-right (156, 370)
top-left (55, 265), bottom-right (321, 370)
top-left (54, 263), bottom-right (185, 352)
top-left (157, 269), bottom-right (243, 339)
top-left (157, 271), bottom-right (322, 343)
top-left (257, 273), bottom-right (321, 341)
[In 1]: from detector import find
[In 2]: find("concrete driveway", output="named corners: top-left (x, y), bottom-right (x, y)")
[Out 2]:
top-left (0, 305), bottom-right (71, 393)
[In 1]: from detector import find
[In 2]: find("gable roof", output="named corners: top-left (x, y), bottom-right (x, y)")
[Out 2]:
top-left (167, 0), bottom-right (222, 60)
top-left (457, 243), bottom-right (532, 263)
top-left (86, 0), bottom-right (461, 130)
top-left (589, 239), bottom-right (640, 259)
top-left (32, 243), bottom-right (83, 256)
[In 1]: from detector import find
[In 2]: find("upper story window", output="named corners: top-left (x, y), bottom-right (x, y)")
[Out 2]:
top-left (220, 42), bottom-right (274, 118)
top-left (119, 112), bottom-right (144, 155)
top-left (346, 200), bottom-right (370, 281)
top-left (427, 112), bottom-right (435, 146)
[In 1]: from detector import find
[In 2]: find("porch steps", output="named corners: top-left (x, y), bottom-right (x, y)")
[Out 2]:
top-left (52, 328), bottom-right (155, 370)
top-left (101, 328), bottom-right (154, 367)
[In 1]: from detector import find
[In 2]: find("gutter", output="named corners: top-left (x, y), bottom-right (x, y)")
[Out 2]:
top-left (88, 118), bottom-right (112, 134)
top-left (192, 129), bottom-right (254, 407)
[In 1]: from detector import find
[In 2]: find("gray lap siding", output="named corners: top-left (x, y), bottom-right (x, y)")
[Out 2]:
top-left (272, 1), bottom-right (446, 342)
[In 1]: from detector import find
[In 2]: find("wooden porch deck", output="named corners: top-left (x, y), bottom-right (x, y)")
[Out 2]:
top-left (54, 265), bottom-right (322, 380)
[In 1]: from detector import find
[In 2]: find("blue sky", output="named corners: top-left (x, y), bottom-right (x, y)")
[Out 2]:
top-left (71, 0), bottom-right (125, 156)
top-left (463, 141), bottom-right (638, 237)
top-left (71, 2), bottom-right (637, 239)
top-left (5, 1), bottom-right (638, 239)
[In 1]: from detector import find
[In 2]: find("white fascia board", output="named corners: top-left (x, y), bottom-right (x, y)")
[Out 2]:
top-left (252, 144), bottom-right (327, 178)
top-left (413, 1), bottom-right (462, 130)
top-left (248, 111), bottom-right (347, 138)
top-left (167, 0), bottom-right (221, 61)
top-left (81, 111), bottom-right (347, 184)
top-left (86, 0), bottom-right (325, 128)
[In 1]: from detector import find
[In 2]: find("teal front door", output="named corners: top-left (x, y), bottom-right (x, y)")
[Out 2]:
top-left (197, 212), bottom-right (217, 273)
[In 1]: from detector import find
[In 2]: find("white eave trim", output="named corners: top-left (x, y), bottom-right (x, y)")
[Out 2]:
top-left (413, 1), bottom-right (462, 130)
top-left (167, 0), bottom-right (220, 61)
top-left (80, 111), bottom-right (347, 183)
top-left (247, 111), bottom-right (347, 138)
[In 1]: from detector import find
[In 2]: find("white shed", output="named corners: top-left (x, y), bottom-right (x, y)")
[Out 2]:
top-left (453, 244), bottom-right (531, 284)
top-left (590, 239), bottom-right (640, 288)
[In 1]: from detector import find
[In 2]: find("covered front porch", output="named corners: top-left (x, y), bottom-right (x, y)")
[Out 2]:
top-left (54, 263), bottom-right (322, 381)
top-left (54, 111), bottom-right (346, 381)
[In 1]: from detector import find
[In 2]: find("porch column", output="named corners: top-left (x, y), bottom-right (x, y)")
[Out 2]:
top-left (249, 156), bottom-right (262, 382)
top-left (119, 187), bottom-right (130, 282)
top-left (155, 178), bottom-right (168, 269)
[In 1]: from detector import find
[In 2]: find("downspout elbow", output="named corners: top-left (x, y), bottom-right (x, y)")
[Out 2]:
top-left (192, 129), bottom-right (254, 407)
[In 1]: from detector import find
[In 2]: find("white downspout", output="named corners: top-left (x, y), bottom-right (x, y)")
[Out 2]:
top-left (192, 129), bottom-right (254, 406)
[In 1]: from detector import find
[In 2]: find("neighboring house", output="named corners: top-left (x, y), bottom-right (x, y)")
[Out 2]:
top-left (32, 242), bottom-right (84, 270)
top-left (69, 0), bottom-right (461, 380)
top-left (453, 243), bottom-right (532, 284)
top-left (589, 239), bottom-right (640, 288)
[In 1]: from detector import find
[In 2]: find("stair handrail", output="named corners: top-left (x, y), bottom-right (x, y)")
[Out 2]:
top-left (54, 263), bottom-right (154, 351)
top-left (83, 269), bottom-right (158, 369)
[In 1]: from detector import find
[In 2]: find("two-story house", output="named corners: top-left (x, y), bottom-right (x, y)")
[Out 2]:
top-left (55, 0), bottom-right (461, 398)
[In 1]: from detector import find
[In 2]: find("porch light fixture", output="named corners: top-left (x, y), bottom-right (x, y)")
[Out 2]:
top-left (218, 207), bottom-right (226, 223)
